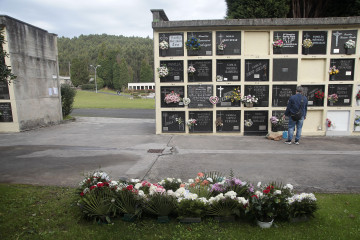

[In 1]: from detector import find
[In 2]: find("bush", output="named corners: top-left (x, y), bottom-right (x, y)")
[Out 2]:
top-left (81, 84), bottom-right (96, 90)
top-left (61, 84), bottom-right (76, 117)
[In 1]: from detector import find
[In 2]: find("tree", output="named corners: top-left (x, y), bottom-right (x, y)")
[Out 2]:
top-left (139, 59), bottom-right (153, 82)
top-left (70, 58), bottom-right (89, 87)
top-left (226, 0), bottom-right (290, 19)
top-left (0, 28), bottom-right (16, 84)
top-left (112, 62), bottom-right (121, 90)
top-left (118, 58), bottom-right (131, 90)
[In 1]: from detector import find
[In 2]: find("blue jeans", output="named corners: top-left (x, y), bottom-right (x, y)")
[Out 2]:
top-left (287, 117), bottom-right (304, 142)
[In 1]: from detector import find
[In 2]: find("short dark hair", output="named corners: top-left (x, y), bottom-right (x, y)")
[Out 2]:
top-left (296, 86), bottom-right (303, 93)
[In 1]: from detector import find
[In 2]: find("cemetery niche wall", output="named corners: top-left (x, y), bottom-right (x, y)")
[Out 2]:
top-left (152, 9), bottom-right (360, 136)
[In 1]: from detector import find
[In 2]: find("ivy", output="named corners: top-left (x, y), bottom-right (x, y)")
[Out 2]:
top-left (0, 28), bottom-right (16, 84)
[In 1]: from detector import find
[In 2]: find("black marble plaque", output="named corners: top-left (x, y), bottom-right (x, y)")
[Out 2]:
top-left (328, 84), bottom-right (352, 106)
top-left (329, 59), bottom-right (355, 81)
top-left (331, 30), bottom-right (357, 55)
top-left (0, 81), bottom-right (10, 99)
top-left (244, 85), bottom-right (269, 107)
top-left (0, 102), bottom-right (13, 122)
top-left (187, 32), bottom-right (212, 56)
top-left (272, 85), bottom-right (297, 107)
top-left (188, 60), bottom-right (212, 82)
top-left (271, 110), bottom-right (289, 132)
top-left (244, 111), bottom-right (268, 136)
top-left (189, 111), bottom-right (213, 133)
top-left (302, 85), bottom-right (325, 107)
top-left (302, 31), bottom-right (327, 55)
top-left (158, 33), bottom-right (184, 57)
top-left (187, 85), bottom-right (213, 108)
top-left (162, 111), bottom-right (186, 133)
top-left (216, 31), bottom-right (241, 55)
top-left (160, 86), bottom-right (185, 108)
top-left (245, 60), bottom-right (269, 81)
top-left (216, 85), bottom-right (241, 107)
top-left (216, 60), bottom-right (241, 82)
top-left (159, 61), bottom-right (184, 82)
top-left (216, 110), bottom-right (241, 132)
top-left (273, 59), bottom-right (298, 82)
top-left (273, 31), bottom-right (298, 54)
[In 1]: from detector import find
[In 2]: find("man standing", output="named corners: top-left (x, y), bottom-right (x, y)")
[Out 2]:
top-left (284, 86), bottom-right (308, 145)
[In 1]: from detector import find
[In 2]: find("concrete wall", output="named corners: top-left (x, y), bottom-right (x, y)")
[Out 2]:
top-left (0, 16), bottom-right (62, 132)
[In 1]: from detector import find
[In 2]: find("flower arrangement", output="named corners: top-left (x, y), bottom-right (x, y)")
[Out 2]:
top-left (175, 117), bottom-right (183, 125)
top-left (327, 93), bottom-right (338, 102)
top-left (216, 75), bottom-right (223, 81)
top-left (241, 95), bottom-right (258, 104)
top-left (182, 97), bottom-right (191, 106)
top-left (215, 117), bottom-right (223, 127)
top-left (186, 118), bottom-right (197, 129)
top-left (344, 39), bottom-right (356, 49)
top-left (244, 119), bottom-right (253, 127)
top-left (218, 40), bottom-right (226, 51)
top-left (329, 66), bottom-right (339, 75)
top-left (157, 65), bottom-right (169, 78)
top-left (159, 40), bottom-right (169, 50)
top-left (226, 87), bottom-right (242, 102)
top-left (272, 39), bottom-right (284, 48)
top-left (286, 193), bottom-right (318, 219)
top-left (188, 65), bottom-right (196, 76)
top-left (186, 37), bottom-right (201, 51)
top-left (164, 91), bottom-right (181, 104)
top-left (270, 115), bottom-right (284, 127)
top-left (302, 39), bottom-right (313, 48)
top-left (326, 118), bottom-right (333, 128)
top-left (158, 178), bottom-right (182, 192)
top-left (249, 183), bottom-right (279, 222)
top-left (315, 90), bottom-right (325, 99)
top-left (354, 115), bottom-right (360, 127)
top-left (356, 90), bottom-right (360, 100)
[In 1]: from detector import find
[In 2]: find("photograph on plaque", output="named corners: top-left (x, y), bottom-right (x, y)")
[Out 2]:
top-left (216, 60), bottom-right (240, 82)
top-left (159, 60), bottom-right (184, 82)
top-left (302, 85), bottom-right (325, 107)
top-left (245, 59), bottom-right (269, 81)
top-left (187, 85), bottom-right (213, 108)
top-left (273, 59), bottom-right (298, 82)
top-left (273, 31), bottom-right (298, 55)
top-left (216, 110), bottom-right (241, 132)
top-left (328, 84), bottom-right (352, 106)
top-left (272, 85), bottom-right (297, 107)
top-left (271, 110), bottom-right (288, 132)
top-left (186, 32), bottom-right (212, 56)
top-left (215, 31), bottom-right (241, 55)
top-left (244, 110), bottom-right (268, 136)
top-left (0, 81), bottom-right (10, 99)
top-left (160, 86), bottom-right (185, 108)
top-left (162, 111), bottom-right (186, 133)
top-left (0, 102), bottom-right (13, 122)
top-left (329, 59), bottom-right (355, 81)
top-left (159, 33), bottom-right (184, 57)
top-left (244, 85), bottom-right (269, 107)
top-left (188, 60), bottom-right (212, 82)
top-left (189, 111), bottom-right (213, 133)
top-left (331, 30), bottom-right (357, 55)
top-left (216, 85), bottom-right (241, 107)
top-left (302, 31), bottom-right (327, 55)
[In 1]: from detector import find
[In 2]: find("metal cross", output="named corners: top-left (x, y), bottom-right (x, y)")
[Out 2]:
top-left (160, 34), bottom-right (168, 42)
top-left (273, 86), bottom-right (280, 96)
top-left (217, 111), bottom-right (223, 119)
top-left (304, 32), bottom-right (310, 39)
top-left (330, 59), bottom-right (337, 66)
top-left (246, 61), bottom-right (252, 71)
top-left (218, 86), bottom-right (224, 97)
top-left (218, 33), bottom-right (224, 42)
top-left (275, 33), bottom-right (281, 39)
top-left (332, 31), bottom-right (342, 47)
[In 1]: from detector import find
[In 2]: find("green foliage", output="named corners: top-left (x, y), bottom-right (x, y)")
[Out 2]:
top-left (80, 84), bottom-right (96, 90)
top-left (139, 59), bottom-right (153, 83)
top-left (95, 76), bottom-right (104, 89)
top-left (0, 28), bottom-right (16, 84)
top-left (118, 58), bottom-right (131, 90)
top-left (70, 58), bottom-right (89, 87)
top-left (60, 84), bottom-right (76, 117)
top-left (144, 193), bottom-right (177, 216)
top-left (112, 62), bottom-right (121, 90)
top-left (177, 199), bottom-right (209, 218)
top-left (113, 189), bottom-right (142, 216)
top-left (207, 198), bottom-right (240, 217)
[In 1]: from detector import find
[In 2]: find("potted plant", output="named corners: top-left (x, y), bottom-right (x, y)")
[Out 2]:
top-left (186, 118), bottom-right (197, 132)
top-left (314, 90), bottom-right (325, 106)
top-left (354, 115), bottom-right (360, 131)
top-left (329, 66), bottom-right (339, 80)
top-left (159, 40), bottom-right (169, 56)
top-left (113, 184), bottom-right (144, 222)
top-left (270, 115), bottom-right (284, 132)
top-left (157, 65), bottom-right (169, 78)
top-left (302, 38), bottom-right (313, 55)
top-left (164, 91), bottom-right (181, 105)
top-left (217, 39), bottom-right (226, 54)
top-left (356, 90), bottom-right (360, 106)
top-left (287, 193), bottom-right (318, 222)
top-left (186, 37), bottom-right (201, 55)
top-left (327, 93), bottom-right (338, 106)
top-left (272, 38), bottom-right (284, 54)
top-left (344, 39), bottom-right (356, 55)
top-left (241, 95), bottom-right (258, 107)
top-left (215, 117), bottom-right (223, 131)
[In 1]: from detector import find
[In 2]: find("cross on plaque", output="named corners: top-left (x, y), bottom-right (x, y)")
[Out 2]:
top-left (244, 112), bottom-right (252, 120)
top-left (217, 86), bottom-right (224, 97)
top-left (329, 85), bottom-right (336, 93)
top-left (246, 61), bottom-right (252, 71)
top-left (333, 31), bottom-right (342, 47)
top-left (217, 111), bottom-right (223, 119)
top-left (275, 33), bottom-right (281, 40)
top-left (160, 34), bottom-right (168, 42)
top-left (330, 59), bottom-right (337, 66)
top-left (218, 33), bottom-right (224, 43)
top-left (304, 33), bottom-right (310, 39)
top-left (273, 86), bottom-right (280, 96)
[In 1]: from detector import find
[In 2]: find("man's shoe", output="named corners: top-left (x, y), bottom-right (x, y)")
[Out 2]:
top-left (285, 140), bottom-right (292, 145)
top-left (295, 141), bottom-right (300, 145)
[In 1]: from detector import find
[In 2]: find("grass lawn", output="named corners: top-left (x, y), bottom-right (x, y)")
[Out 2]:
top-left (73, 90), bottom-right (155, 109)
top-left (0, 184), bottom-right (359, 240)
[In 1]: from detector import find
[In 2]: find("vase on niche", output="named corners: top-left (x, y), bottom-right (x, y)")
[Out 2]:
top-left (217, 125), bottom-right (223, 132)
top-left (273, 47), bottom-right (282, 54)
top-left (357, 99), bottom-right (360, 106)
top-left (179, 123), bottom-right (184, 131)
top-left (329, 101), bottom-right (334, 106)
top-left (345, 48), bottom-right (352, 55)
top-left (245, 102), bottom-right (253, 108)
top-left (217, 50), bottom-right (224, 55)
top-left (189, 73), bottom-right (195, 82)
top-left (303, 48), bottom-right (310, 55)
top-left (160, 49), bottom-right (167, 57)
top-left (272, 125), bottom-right (279, 132)
top-left (330, 75), bottom-right (336, 81)
top-left (314, 98), bottom-right (323, 106)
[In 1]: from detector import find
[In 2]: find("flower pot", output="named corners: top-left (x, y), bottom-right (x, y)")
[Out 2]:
top-left (357, 99), bottom-right (360, 106)
top-left (217, 126), bottom-right (223, 132)
top-left (214, 215), bottom-right (236, 222)
top-left (314, 98), bottom-right (323, 106)
top-left (217, 50), bottom-right (224, 55)
top-left (330, 75), bottom-right (336, 81)
top-left (122, 213), bottom-right (136, 222)
top-left (157, 215), bottom-right (170, 223)
top-left (179, 123), bottom-right (185, 131)
top-left (179, 217), bottom-right (201, 223)
top-left (273, 47), bottom-right (282, 54)
top-left (257, 219), bottom-right (274, 228)
top-left (160, 49), bottom-right (167, 57)
top-left (245, 102), bottom-right (253, 108)
top-left (303, 48), bottom-right (310, 55)
top-left (272, 125), bottom-right (279, 132)
top-left (329, 101), bottom-right (334, 106)
top-left (290, 215), bottom-right (309, 223)
top-left (345, 48), bottom-right (354, 55)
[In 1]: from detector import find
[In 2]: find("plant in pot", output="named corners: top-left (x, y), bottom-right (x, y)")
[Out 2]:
top-left (159, 40), bottom-right (169, 56)
top-left (329, 65), bottom-right (339, 80)
top-left (186, 118), bottom-right (197, 132)
top-left (286, 193), bottom-right (318, 222)
top-left (164, 91), bottom-right (181, 105)
top-left (215, 117), bottom-right (224, 131)
top-left (176, 193), bottom-right (209, 223)
top-left (302, 38), bottom-right (313, 55)
top-left (113, 184), bottom-right (144, 222)
top-left (226, 87), bottom-right (242, 105)
top-left (344, 39), bottom-right (356, 55)
top-left (217, 39), bottom-right (226, 54)
top-left (187, 65), bottom-right (196, 81)
top-left (241, 95), bottom-right (258, 107)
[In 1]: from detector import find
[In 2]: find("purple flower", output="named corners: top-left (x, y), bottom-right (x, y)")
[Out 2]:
top-left (211, 183), bottom-right (225, 192)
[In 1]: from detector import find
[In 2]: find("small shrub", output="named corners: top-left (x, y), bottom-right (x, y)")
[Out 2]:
top-left (61, 84), bottom-right (76, 117)
top-left (81, 84), bottom-right (96, 90)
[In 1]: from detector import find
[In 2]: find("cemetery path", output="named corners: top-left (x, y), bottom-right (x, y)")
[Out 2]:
top-left (0, 117), bottom-right (359, 193)
top-left (71, 108), bottom-right (155, 119)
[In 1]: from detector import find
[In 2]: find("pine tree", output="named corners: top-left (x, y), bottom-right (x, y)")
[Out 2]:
top-left (119, 58), bottom-right (130, 90)
top-left (112, 62), bottom-right (121, 90)
top-left (70, 58), bottom-right (89, 87)
top-left (139, 59), bottom-right (154, 82)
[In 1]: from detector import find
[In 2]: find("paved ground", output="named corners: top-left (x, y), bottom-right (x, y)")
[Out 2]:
top-left (0, 117), bottom-right (359, 193)
top-left (72, 108), bottom-right (155, 119)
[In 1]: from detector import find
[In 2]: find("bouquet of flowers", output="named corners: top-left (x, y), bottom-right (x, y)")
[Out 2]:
top-left (344, 39), bottom-right (356, 49)
top-left (164, 91), bottom-right (181, 104)
top-left (241, 95), bottom-right (258, 104)
top-left (249, 184), bottom-right (280, 222)
top-left (159, 40), bottom-right (169, 50)
top-left (218, 40), bottom-right (226, 51)
top-left (244, 119), bottom-right (253, 127)
top-left (227, 87), bottom-right (242, 102)
top-left (188, 65), bottom-right (196, 75)
top-left (186, 118), bottom-right (197, 129)
top-left (302, 39), bottom-right (313, 48)
top-left (356, 90), bottom-right (360, 100)
top-left (272, 39), bottom-right (284, 48)
top-left (354, 115), bottom-right (360, 127)
top-left (182, 97), bottom-right (191, 106)
top-left (215, 117), bottom-right (223, 127)
top-left (286, 193), bottom-right (318, 219)
top-left (327, 93), bottom-right (338, 102)
top-left (186, 37), bottom-right (201, 51)
top-left (326, 118), bottom-right (333, 128)
top-left (157, 65), bottom-right (169, 78)
top-left (329, 66), bottom-right (339, 75)
top-left (315, 90), bottom-right (325, 99)
top-left (270, 115), bottom-right (284, 126)
top-left (176, 117), bottom-right (183, 125)
top-left (216, 75), bottom-right (224, 81)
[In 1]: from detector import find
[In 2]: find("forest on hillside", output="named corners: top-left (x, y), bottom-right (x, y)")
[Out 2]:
top-left (57, 34), bottom-right (154, 89)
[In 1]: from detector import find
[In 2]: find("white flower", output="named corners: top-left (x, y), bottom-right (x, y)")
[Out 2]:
top-left (225, 191), bottom-right (237, 199)
top-left (185, 193), bottom-right (198, 200)
top-left (237, 197), bottom-right (248, 206)
top-left (134, 183), bottom-right (142, 190)
top-left (101, 172), bottom-right (110, 181)
top-left (159, 180), bottom-right (165, 185)
top-left (274, 190), bottom-right (282, 195)
top-left (255, 191), bottom-right (263, 198)
top-left (188, 179), bottom-right (194, 183)
top-left (198, 197), bottom-right (209, 204)
top-left (138, 190), bottom-right (145, 197)
top-left (83, 188), bottom-right (89, 194)
top-left (167, 190), bottom-right (175, 196)
top-left (207, 177), bottom-right (213, 183)
top-left (111, 198), bottom-right (115, 203)
top-left (175, 187), bottom-right (186, 197)
top-left (257, 182), bottom-right (262, 188)
top-left (109, 181), bottom-right (119, 188)
top-left (177, 178), bottom-right (182, 183)
top-left (166, 178), bottom-right (174, 182)
top-left (131, 179), bottom-right (140, 183)
top-left (284, 184), bottom-right (294, 191)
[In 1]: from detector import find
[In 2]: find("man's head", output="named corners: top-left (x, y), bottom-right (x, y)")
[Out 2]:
top-left (296, 86), bottom-right (303, 93)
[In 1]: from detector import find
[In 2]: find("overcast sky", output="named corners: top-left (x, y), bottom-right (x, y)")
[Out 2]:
top-left (0, 0), bottom-right (227, 38)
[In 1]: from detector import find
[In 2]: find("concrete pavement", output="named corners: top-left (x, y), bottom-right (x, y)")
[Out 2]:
top-left (0, 117), bottom-right (359, 193)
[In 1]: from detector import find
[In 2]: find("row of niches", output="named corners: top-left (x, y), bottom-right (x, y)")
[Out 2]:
top-left (158, 58), bottom-right (357, 83)
top-left (160, 84), bottom-right (360, 108)
top-left (158, 30), bottom-right (358, 57)
top-left (161, 110), bottom-right (360, 134)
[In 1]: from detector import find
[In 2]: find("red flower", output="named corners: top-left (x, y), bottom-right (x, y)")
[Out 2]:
top-left (263, 189), bottom-right (270, 194)
top-left (97, 182), bottom-right (104, 188)
top-left (126, 185), bottom-right (134, 191)
top-left (251, 195), bottom-right (258, 199)
top-left (80, 192), bottom-right (84, 196)
top-left (90, 185), bottom-right (97, 190)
